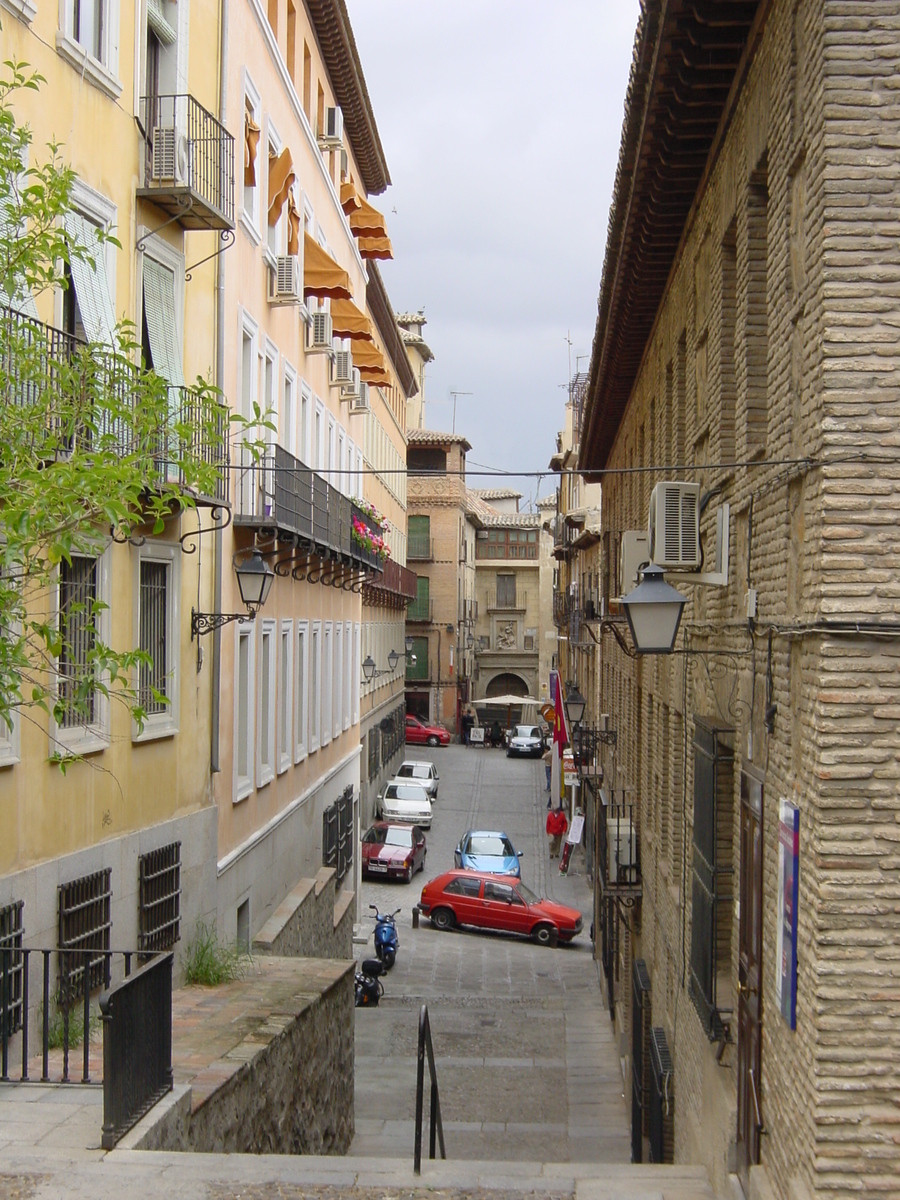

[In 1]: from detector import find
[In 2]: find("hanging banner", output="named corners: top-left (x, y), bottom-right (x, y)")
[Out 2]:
top-left (776, 800), bottom-right (800, 1031)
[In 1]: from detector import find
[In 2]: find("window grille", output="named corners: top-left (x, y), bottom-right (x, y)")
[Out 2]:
top-left (0, 900), bottom-right (24, 1037)
top-left (58, 868), bottom-right (112, 1006)
top-left (631, 957), bottom-right (651, 1163)
top-left (648, 1027), bottom-right (674, 1163)
top-left (322, 785), bottom-right (353, 883)
top-left (58, 555), bottom-right (98, 728)
top-left (138, 560), bottom-right (168, 714)
top-left (368, 726), bottom-right (379, 780)
top-left (688, 718), bottom-right (735, 1039)
top-left (138, 841), bottom-right (181, 962)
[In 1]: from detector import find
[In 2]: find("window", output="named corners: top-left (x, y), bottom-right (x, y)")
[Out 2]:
top-left (54, 550), bottom-right (110, 754)
top-left (315, 401), bottom-right (324, 472)
top-left (300, 384), bottom-right (311, 465)
top-left (58, 869), bottom-right (112, 1002)
top-left (141, 243), bottom-right (185, 394)
top-left (406, 635), bottom-right (428, 682)
top-left (476, 529), bottom-right (538, 560)
top-left (62, 207), bottom-right (117, 347)
top-left (282, 363), bottom-right (296, 457)
top-left (133, 544), bottom-right (178, 741)
top-left (408, 576), bottom-right (430, 623)
top-left (235, 622), bottom-right (255, 799)
top-left (258, 619), bottom-right (276, 785)
top-left (241, 79), bottom-right (262, 238)
top-left (342, 622), bottom-right (351, 729)
top-left (0, 902), bottom-right (24, 1035)
top-left (294, 621), bottom-right (308, 761)
top-left (496, 573), bottom-right (516, 607)
top-left (351, 622), bottom-right (360, 724)
top-left (58, 0), bottom-right (122, 97)
top-left (408, 515), bottom-right (431, 560)
top-left (443, 876), bottom-right (480, 898)
top-left (310, 621), bottom-right (321, 752)
top-left (285, 0), bottom-right (297, 83)
top-left (333, 619), bottom-right (342, 740)
top-left (745, 159), bottom-right (769, 454)
top-left (138, 842), bottom-right (181, 960)
top-left (278, 620), bottom-right (292, 774)
top-left (484, 881), bottom-right (522, 905)
top-left (302, 41), bottom-right (311, 118)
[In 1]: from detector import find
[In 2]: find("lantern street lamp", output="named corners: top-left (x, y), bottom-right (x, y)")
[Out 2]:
top-left (620, 563), bottom-right (687, 654)
top-left (362, 649), bottom-right (401, 683)
top-left (191, 549), bottom-right (275, 638)
top-left (565, 685), bottom-right (586, 728)
top-left (405, 635), bottom-right (414, 654)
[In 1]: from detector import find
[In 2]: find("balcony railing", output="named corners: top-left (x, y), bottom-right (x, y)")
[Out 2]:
top-left (137, 94), bottom-right (235, 231)
top-left (234, 443), bottom-right (384, 571)
top-left (487, 590), bottom-right (526, 612)
top-left (407, 596), bottom-right (433, 623)
top-left (1, 304), bottom-right (228, 506)
top-left (407, 534), bottom-right (434, 561)
top-left (553, 591), bottom-right (572, 628)
top-left (364, 558), bottom-right (418, 606)
top-left (598, 798), bottom-right (640, 891)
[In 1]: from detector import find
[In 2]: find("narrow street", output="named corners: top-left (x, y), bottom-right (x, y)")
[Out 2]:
top-left (352, 742), bottom-right (631, 1164)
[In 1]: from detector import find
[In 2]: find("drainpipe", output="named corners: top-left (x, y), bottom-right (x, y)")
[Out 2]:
top-left (210, 0), bottom-right (229, 773)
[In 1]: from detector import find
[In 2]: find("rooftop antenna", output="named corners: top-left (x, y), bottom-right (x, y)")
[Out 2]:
top-left (449, 390), bottom-right (472, 434)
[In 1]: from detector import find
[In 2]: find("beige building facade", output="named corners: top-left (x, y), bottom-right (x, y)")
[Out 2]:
top-left (579, 3), bottom-right (900, 1198)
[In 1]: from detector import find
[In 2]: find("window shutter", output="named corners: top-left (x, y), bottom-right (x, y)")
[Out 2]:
top-left (142, 256), bottom-right (185, 387)
top-left (63, 212), bottom-right (117, 346)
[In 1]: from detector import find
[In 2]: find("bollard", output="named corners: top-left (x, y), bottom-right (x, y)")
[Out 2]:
top-left (412, 906), bottom-right (420, 929)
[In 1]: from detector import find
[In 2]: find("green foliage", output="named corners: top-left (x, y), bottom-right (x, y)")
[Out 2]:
top-left (41, 1001), bottom-right (100, 1049)
top-left (182, 921), bottom-right (248, 986)
top-left (0, 61), bottom-right (265, 763)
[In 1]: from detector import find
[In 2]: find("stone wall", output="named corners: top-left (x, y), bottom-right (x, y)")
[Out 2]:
top-left (251, 867), bottom-right (354, 960)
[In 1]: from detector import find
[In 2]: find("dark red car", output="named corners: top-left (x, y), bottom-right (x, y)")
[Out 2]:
top-left (405, 714), bottom-right (451, 747)
top-left (361, 822), bottom-right (427, 883)
top-left (418, 870), bottom-right (583, 945)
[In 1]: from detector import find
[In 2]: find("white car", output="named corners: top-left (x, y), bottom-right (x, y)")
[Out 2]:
top-left (378, 781), bottom-right (433, 829)
top-left (393, 760), bottom-right (439, 801)
top-left (506, 724), bottom-right (546, 758)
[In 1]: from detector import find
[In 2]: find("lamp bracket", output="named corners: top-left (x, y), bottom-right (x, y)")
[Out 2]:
top-left (185, 229), bottom-right (236, 282)
top-left (191, 608), bottom-right (253, 639)
top-left (179, 505), bottom-right (233, 555)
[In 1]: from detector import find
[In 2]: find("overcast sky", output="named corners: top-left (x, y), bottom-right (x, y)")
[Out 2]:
top-left (345, 1), bottom-right (641, 509)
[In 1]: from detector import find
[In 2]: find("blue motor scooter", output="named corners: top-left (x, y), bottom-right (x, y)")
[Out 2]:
top-left (371, 903), bottom-right (400, 969)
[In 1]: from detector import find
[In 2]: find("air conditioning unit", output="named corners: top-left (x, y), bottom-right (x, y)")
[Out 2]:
top-left (269, 254), bottom-right (302, 304)
top-left (620, 530), bottom-right (650, 596)
top-left (151, 127), bottom-right (190, 183)
top-left (341, 366), bottom-right (361, 400)
top-left (340, 147), bottom-right (349, 180)
top-left (318, 106), bottom-right (343, 148)
top-left (648, 481), bottom-right (700, 570)
top-left (608, 816), bottom-right (637, 884)
top-left (307, 310), bottom-right (333, 352)
top-left (476, 530), bottom-right (489, 540)
top-left (349, 388), bottom-right (370, 415)
top-left (331, 349), bottom-right (353, 386)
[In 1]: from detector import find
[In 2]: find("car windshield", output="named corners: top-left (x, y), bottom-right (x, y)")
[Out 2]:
top-left (515, 881), bottom-right (540, 905)
top-left (468, 836), bottom-right (514, 857)
top-left (399, 764), bottom-right (430, 779)
top-left (515, 726), bottom-right (539, 738)
top-left (386, 784), bottom-right (428, 801)
top-left (384, 828), bottom-right (413, 848)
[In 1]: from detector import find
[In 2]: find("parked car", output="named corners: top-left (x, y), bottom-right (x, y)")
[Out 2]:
top-left (361, 822), bottom-right (427, 883)
top-left (394, 759), bottom-right (439, 800)
top-left (418, 870), bottom-right (583, 945)
top-left (378, 781), bottom-right (433, 828)
top-left (506, 725), bottom-right (545, 757)
top-left (454, 830), bottom-right (522, 877)
top-left (406, 714), bottom-right (451, 747)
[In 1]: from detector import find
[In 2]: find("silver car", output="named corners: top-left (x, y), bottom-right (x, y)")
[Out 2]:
top-left (506, 724), bottom-right (546, 758)
top-left (378, 781), bottom-right (433, 829)
top-left (394, 760), bottom-right (439, 801)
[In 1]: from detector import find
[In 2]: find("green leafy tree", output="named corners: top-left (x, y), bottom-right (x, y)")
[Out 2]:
top-left (0, 60), bottom-right (254, 764)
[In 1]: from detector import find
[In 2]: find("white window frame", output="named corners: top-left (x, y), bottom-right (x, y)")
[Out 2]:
top-left (300, 382), bottom-right (312, 466)
top-left (294, 619), bottom-right (308, 762)
top-left (351, 622), bottom-right (360, 725)
top-left (342, 620), bottom-right (351, 731)
top-left (234, 621), bottom-right (255, 801)
top-left (314, 399), bottom-right (324, 472)
top-left (50, 545), bottom-right (112, 758)
top-left (264, 119), bottom-right (284, 268)
top-left (1, 0), bottom-right (37, 27)
top-left (322, 622), bottom-right (332, 747)
top-left (238, 308), bottom-right (259, 421)
top-left (58, 181), bottom-right (118, 334)
top-left (282, 359), bottom-right (297, 458)
top-left (137, 231), bottom-right (185, 383)
top-left (257, 618), bottom-right (277, 787)
top-left (241, 72), bottom-right (262, 244)
top-left (132, 541), bottom-right (180, 742)
top-left (326, 415), bottom-right (336, 485)
top-left (57, 0), bottom-right (122, 97)
top-left (277, 619), bottom-right (292, 775)
top-left (333, 620), bottom-right (342, 740)
top-left (310, 620), bottom-right (321, 753)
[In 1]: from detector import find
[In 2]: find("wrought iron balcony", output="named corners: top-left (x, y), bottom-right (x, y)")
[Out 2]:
top-left (364, 558), bottom-right (418, 607)
top-left (406, 596), bottom-right (433, 623)
top-left (487, 589), bottom-right (526, 612)
top-left (553, 590), bottom-right (572, 628)
top-left (1, 304), bottom-right (228, 506)
top-left (233, 443), bottom-right (384, 571)
top-left (407, 533), bottom-right (434, 561)
top-left (137, 94), bottom-right (235, 231)
top-left (598, 797), bottom-right (640, 893)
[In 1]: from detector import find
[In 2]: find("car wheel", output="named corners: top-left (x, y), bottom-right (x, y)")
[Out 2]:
top-left (431, 907), bottom-right (455, 932)
top-left (427, 735), bottom-right (440, 747)
top-left (404, 864), bottom-right (414, 884)
top-left (532, 923), bottom-right (556, 947)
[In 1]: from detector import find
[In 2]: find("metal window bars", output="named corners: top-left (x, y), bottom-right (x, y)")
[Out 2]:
top-left (58, 869), bottom-right (112, 1007)
top-left (58, 555), bottom-right (99, 729)
top-left (322, 785), bottom-right (354, 883)
top-left (0, 902), bottom-right (24, 1040)
top-left (138, 843), bottom-right (182, 962)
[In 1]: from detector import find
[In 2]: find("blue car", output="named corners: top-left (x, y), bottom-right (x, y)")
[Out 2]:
top-left (454, 830), bottom-right (522, 878)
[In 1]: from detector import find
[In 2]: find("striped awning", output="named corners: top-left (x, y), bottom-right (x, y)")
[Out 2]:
top-left (303, 233), bottom-right (353, 300)
top-left (331, 297), bottom-right (374, 341)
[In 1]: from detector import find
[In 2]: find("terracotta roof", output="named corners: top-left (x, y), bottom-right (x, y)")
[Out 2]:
top-left (536, 494), bottom-right (558, 510)
top-left (470, 488), bottom-right (522, 501)
top-left (464, 492), bottom-right (541, 529)
top-left (407, 428), bottom-right (472, 451)
top-left (399, 328), bottom-right (434, 363)
top-left (365, 262), bottom-right (417, 397)
top-left (395, 311), bottom-right (427, 327)
top-left (580, 0), bottom-right (765, 471)
top-left (306, 0), bottom-right (391, 196)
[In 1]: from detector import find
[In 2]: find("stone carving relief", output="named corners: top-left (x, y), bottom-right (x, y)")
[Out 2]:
top-left (496, 622), bottom-right (517, 650)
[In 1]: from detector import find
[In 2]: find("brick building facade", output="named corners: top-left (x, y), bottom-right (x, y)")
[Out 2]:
top-left (578, 3), bottom-right (900, 1198)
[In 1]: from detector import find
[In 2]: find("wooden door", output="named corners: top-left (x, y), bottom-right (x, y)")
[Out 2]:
top-left (736, 769), bottom-right (764, 1192)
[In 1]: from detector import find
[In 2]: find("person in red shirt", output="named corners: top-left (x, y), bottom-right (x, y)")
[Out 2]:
top-left (546, 803), bottom-right (568, 858)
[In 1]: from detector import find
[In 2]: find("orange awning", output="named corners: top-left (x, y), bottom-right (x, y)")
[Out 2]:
top-left (358, 366), bottom-right (391, 386)
top-left (287, 190), bottom-right (301, 256)
top-left (352, 341), bottom-right (386, 372)
top-left (357, 235), bottom-right (394, 261)
top-left (349, 196), bottom-right (388, 238)
top-left (331, 298), bottom-right (374, 341)
top-left (303, 233), bottom-right (353, 300)
top-left (340, 181), bottom-right (362, 215)
top-left (244, 113), bottom-right (261, 187)
top-left (267, 148), bottom-right (295, 226)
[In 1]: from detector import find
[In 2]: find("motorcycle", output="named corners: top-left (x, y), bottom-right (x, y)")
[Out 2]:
top-left (355, 957), bottom-right (384, 1007)
top-left (371, 903), bottom-right (401, 970)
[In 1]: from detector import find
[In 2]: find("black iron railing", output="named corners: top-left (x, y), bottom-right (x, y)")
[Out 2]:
top-left (0, 946), bottom-right (137, 1085)
top-left (100, 952), bottom-right (173, 1148)
top-left (598, 798), bottom-right (639, 889)
top-left (407, 534), bottom-right (433, 561)
top-left (414, 1004), bottom-right (446, 1174)
top-left (138, 93), bottom-right (235, 230)
top-left (322, 785), bottom-right (354, 883)
top-left (407, 596), bottom-right (433, 623)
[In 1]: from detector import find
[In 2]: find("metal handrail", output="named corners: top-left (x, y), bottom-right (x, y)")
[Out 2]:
top-left (414, 1003), bottom-right (446, 1174)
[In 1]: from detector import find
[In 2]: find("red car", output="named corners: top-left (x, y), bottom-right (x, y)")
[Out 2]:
top-left (361, 822), bottom-right (427, 883)
top-left (405, 714), bottom-right (451, 747)
top-left (418, 870), bottom-right (583, 946)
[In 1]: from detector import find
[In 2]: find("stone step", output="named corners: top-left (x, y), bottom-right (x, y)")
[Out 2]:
top-left (0, 1148), bottom-right (720, 1200)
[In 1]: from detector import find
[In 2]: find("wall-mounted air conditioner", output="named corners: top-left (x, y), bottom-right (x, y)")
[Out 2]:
top-left (648, 481), bottom-right (700, 570)
top-left (341, 367), bottom-right (361, 400)
top-left (269, 254), bottom-right (302, 304)
top-left (151, 127), bottom-right (190, 184)
top-left (608, 816), bottom-right (637, 884)
top-left (307, 310), bottom-right (333, 352)
top-left (331, 349), bottom-right (353, 386)
top-left (349, 387), bottom-right (370, 415)
top-left (620, 530), bottom-right (650, 596)
top-left (476, 530), bottom-right (489, 540)
top-left (319, 106), bottom-right (343, 148)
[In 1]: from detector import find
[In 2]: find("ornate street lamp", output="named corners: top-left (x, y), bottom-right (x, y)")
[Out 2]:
top-left (362, 649), bottom-right (401, 683)
top-left (565, 685), bottom-right (586, 728)
top-left (191, 550), bottom-right (275, 638)
top-left (620, 563), bottom-right (687, 654)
